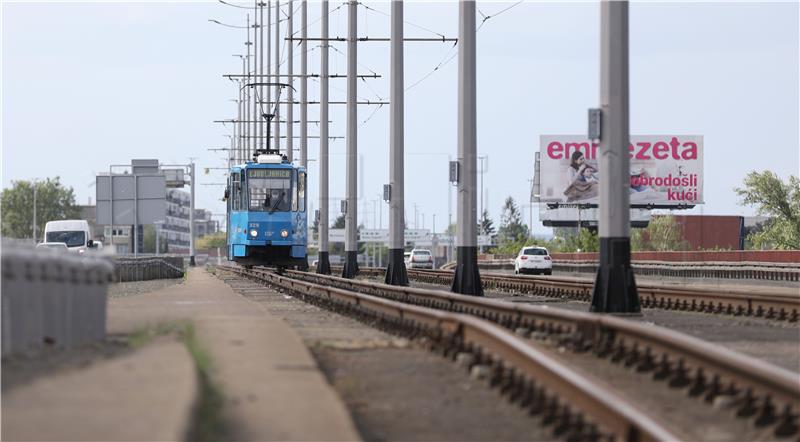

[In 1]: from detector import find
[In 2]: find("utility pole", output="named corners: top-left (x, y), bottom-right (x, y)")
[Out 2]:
top-left (451, 0), bottom-right (482, 296)
top-left (287, 0), bottom-right (294, 163)
top-left (274, 0), bottom-right (281, 152)
top-left (32, 180), bottom-right (38, 243)
top-left (253, 8), bottom-right (260, 155)
top-left (190, 162), bottom-right (196, 266)
top-left (591, 0), bottom-right (640, 313)
top-left (258, 0), bottom-right (264, 150)
top-left (246, 14), bottom-right (252, 159)
top-left (267, 0), bottom-right (272, 137)
top-left (316, 0), bottom-right (331, 274)
top-left (300, 0), bottom-right (308, 169)
top-left (342, 0), bottom-right (359, 278)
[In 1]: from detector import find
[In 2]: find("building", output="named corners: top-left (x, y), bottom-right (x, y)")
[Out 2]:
top-left (193, 208), bottom-right (219, 238)
top-left (79, 188), bottom-right (215, 254)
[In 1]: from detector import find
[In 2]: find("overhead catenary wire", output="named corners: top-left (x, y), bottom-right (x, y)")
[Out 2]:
top-left (405, 0), bottom-right (524, 92)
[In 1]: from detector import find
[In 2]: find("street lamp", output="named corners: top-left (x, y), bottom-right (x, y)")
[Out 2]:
top-left (31, 178), bottom-right (41, 243)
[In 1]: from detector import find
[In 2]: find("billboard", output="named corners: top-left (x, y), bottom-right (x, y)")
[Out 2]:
top-left (538, 135), bottom-right (703, 207)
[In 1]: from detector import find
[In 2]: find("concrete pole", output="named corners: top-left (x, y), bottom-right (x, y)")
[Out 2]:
top-left (385, 0), bottom-right (408, 285)
top-left (286, 0), bottom-right (294, 163)
top-left (189, 163), bottom-right (196, 266)
top-left (341, 0), bottom-right (359, 278)
top-left (259, 0), bottom-right (264, 150)
top-left (300, 0), bottom-right (308, 169)
top-left (316, 0), bottom-right (331, 274)
top-left (591, 0), bottom-right (640, 313)
top-left (246, 15), bottom-right (252, 160)
top-left (274, 0), bottom-right (281, 153)
top-left (451, 0), bottom-right (482, 296)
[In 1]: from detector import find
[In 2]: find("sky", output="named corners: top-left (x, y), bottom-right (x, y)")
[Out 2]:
top-left (2, 1), bottom-right (799, 234)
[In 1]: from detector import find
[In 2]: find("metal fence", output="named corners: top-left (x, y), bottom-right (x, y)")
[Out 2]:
top-left (450, 258), bottom-right (800, 282)
top-left (113, 256), bottom-right (185, 282)
top-left (1, 244), bottom-right (114, 357)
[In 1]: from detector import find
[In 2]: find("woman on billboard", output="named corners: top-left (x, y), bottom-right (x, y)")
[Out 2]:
top-left (563, 151), bottom-right (599, 201)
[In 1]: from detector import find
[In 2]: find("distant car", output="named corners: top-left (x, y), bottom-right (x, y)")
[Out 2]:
top-left (408, 249), bottom-right (434, 269)
top-left (514, 246), bottom-right (552, 275)
top-left (36, 242), bottom-right (69, 251)
top-left (43, 220), bottom-right (97, 254)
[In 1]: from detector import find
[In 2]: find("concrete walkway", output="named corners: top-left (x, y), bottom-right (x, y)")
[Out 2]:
top-left (4, 267), bottom-right (361, 441)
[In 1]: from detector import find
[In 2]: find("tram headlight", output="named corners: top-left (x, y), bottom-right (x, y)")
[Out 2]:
top-left (250, 229), bottom-right (258, 237)
top-left (280, 229), bottom-right (289, 238)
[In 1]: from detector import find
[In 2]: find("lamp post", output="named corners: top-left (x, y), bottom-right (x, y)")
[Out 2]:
top-left (31, 178), bottom-right (41, 243)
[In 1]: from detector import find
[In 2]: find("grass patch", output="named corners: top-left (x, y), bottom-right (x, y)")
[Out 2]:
top-left (127, 322), bottom-right (184, 348)
top-left (182, 323), bottom-right (227, 442)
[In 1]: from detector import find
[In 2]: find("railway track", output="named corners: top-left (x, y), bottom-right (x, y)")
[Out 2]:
top-left (269, 267), bottom-right (800, 439)
top-left (218, 264), bottom-right (678, 441)
top-left (354, 267), bottom-right (800, 323)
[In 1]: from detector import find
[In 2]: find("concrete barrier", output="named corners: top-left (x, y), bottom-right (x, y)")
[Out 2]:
top-left (1, 243), bottom-right (114, 357)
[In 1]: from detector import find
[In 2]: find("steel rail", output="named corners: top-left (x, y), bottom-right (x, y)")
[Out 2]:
top-left (218, 264), bottom-right (678, 442)
top-left (284, 267), bottom-right (800, 438)
top-left (359, 267), bottom-right (800, 322)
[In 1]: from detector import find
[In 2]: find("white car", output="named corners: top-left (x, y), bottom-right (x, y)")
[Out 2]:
top-left (36, 242), bottom-right (69, 252)
top-left (514, 246), bottom-right (552, 275)
top-left (408, 249), bottom-right (434, 269)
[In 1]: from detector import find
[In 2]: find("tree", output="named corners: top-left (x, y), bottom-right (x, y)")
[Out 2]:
top-left (1, 178), bottom-right (81, 240)
top-left (479, 209), bottom-right (496, 236)
top-left (497, 196), bottom-right (528, 244)
top-left (631, 215), bottom-right (689, 251)
top-left (333, 213), bottom-right (346, 229)
top-left (196, 232), bottom-right (227, 250)
top-left (735, 171), bottom-right (800, 250)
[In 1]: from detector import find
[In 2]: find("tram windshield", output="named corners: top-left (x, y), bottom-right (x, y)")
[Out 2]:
top-left (249, 176), bottom-right (293, 212)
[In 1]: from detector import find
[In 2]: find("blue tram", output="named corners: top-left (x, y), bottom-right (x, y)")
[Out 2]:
top-left (226, 151), bottom-right (308, 269)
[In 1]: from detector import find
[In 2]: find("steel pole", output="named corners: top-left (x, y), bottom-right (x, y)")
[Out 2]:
top-left (190, 163), bottom-right (196, 266)
top-left (237, 78), bottom-right (242, 163)
top-left (341, 0), bottom-right (359, 278)
top-left (259, 0), bottom-right (265, 150)
top-left (274, 0), bottom-right (281, 153)
top-left (385, 0), bottom-right (408, 285)
top-left (31, 182), bottom-right (37, 243)
top-left (451, 0), bottom-right (482, 296)
top-left (246, 15), bottom-right (252, 159)
top-left (287, 0), bottom-right (294, 163)
top-left (316, 0), bottom-right (331, 274)
top-left (300, 0), bottom-right (308, 168)
top-left (591, 0), bottom-right (639, 313)
top-left (267, 0), bottom-right (272, 130)
top-left (253, 8), bottom-right (260, 154)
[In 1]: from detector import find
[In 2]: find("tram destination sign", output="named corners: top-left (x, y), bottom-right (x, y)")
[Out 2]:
top-left (248, 169), bottom-right (291, 179)
top-left (537, 135), bottom-right (704, 207)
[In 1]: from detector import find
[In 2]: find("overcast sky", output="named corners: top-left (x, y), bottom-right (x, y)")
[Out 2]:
top-left (2, 1), bottom-right (798, 233)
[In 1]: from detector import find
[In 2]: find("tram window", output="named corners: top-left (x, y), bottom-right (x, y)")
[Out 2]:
top-left (298, 171), bottom-right (306, 212)
top-left (292, 171), bottom-right (298, 212)
top-left (231, 172), bottom-right (241, 211)
top-left (249, 175), bottom-right (293, 212)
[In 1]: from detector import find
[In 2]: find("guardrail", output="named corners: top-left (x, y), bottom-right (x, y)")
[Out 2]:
top-left (1, 244), bottom-right (114, 357)
top-left (113, 256), bottom-right (185, 282)
top-left (443, 259), bottom-right (800, 282)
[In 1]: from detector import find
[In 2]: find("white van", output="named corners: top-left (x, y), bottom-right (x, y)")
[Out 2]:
top-left (43, 220), bottom-right (96, 254)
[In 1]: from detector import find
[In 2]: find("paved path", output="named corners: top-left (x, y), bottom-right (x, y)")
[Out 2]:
top-left (4, 267), bottom-right (361, 441)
